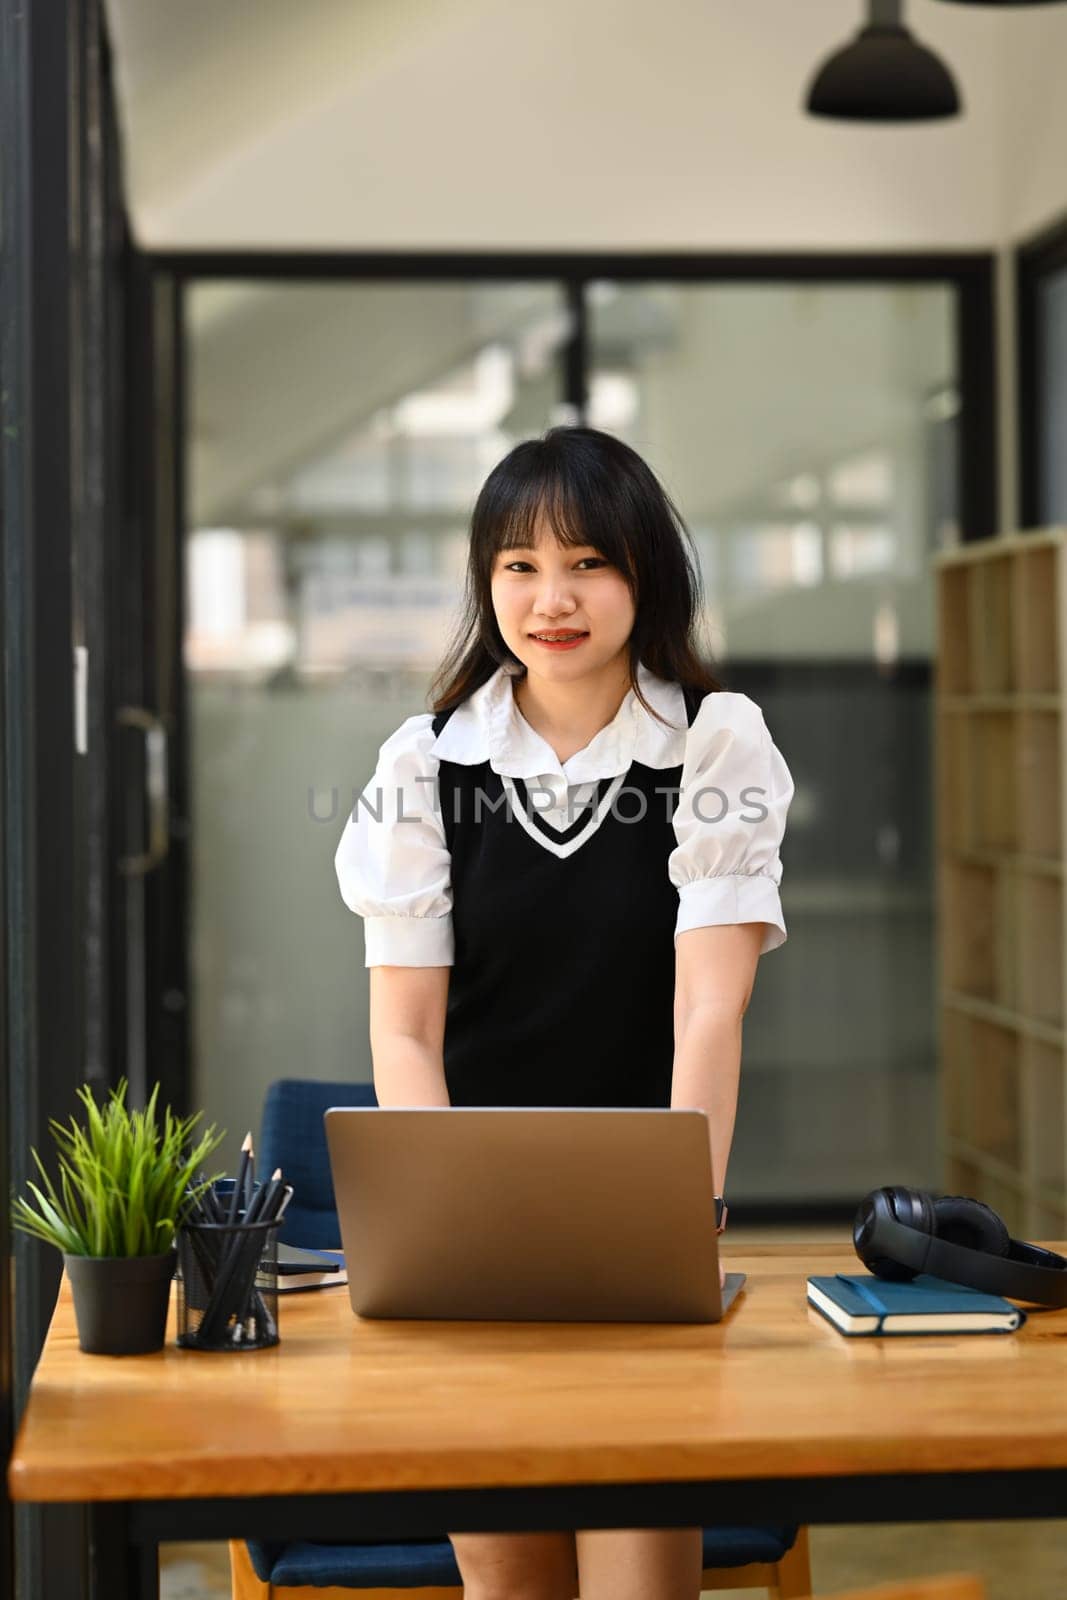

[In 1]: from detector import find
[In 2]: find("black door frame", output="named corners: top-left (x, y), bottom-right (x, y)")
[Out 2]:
top-left (1016, 213), bottom-right (1067, 529)
top-left (3, 0), bottom-right (86, 1593)
top-left (2, 0), bottom-right (133, 1595)
top-left (120, 257), bottom-right (189, 1121)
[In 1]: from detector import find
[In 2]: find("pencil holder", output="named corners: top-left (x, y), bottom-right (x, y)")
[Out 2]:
top-left (176, 1180), bottom-right (288, 1351)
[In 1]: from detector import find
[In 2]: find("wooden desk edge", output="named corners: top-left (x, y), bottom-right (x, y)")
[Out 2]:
top-left (10, 1242), bottom-right (1067, 1505)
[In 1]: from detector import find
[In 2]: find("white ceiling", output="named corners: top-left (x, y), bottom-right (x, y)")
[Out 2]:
top-left (101, 1), bottom-right (1043, 532)
top-left (104, 0), bottom-right (1016, 252)
top-left (103, 0), bottom-right (483, 246)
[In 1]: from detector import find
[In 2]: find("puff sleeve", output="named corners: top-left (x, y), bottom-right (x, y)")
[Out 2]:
top-left (668, 692), bottom-right (794, 956)
top-left (334, 713), bottom-right (454, 968)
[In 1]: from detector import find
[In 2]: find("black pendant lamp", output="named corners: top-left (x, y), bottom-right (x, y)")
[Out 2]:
top-left (806, 0), bottom-right (962, 122)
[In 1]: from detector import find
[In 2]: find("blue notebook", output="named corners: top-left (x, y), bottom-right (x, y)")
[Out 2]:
top-left (807, 1273), bottom-right (1027, 1336)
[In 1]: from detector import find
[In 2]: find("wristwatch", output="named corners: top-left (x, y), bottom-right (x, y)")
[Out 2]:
top-left (714, 1195), bottom-right (727, 1233)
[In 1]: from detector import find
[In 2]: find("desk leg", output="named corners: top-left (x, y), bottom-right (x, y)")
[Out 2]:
top-left (87, 1504), bottom-right (158, 1600)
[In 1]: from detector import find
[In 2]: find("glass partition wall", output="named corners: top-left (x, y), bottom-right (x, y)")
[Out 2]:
top-left (185, 280), bottom-right (571, 1172)
top-left (183, 267), bottom-right (968, 1207)
top-left (587, 281), bottom-right (957, 1203)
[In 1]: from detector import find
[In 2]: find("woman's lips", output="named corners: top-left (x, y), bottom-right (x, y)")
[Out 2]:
top-left (528, 632), bottom-right (589, 651)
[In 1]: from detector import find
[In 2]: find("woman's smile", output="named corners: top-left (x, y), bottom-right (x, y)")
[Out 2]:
top-left (528, 629), bottom-right (589, 650)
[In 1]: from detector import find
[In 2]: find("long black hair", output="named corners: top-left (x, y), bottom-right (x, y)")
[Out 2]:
top-left (429, 426), bottom-right (721, 725)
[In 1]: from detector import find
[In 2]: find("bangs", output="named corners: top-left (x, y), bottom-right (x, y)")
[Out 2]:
top-left (484, 457), bottom-right (635, 575)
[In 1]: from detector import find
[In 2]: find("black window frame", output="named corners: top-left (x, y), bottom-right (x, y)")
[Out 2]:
top-left (152, 247), bottom-right (998, 538)
top-left (1017, 216), bottom-right (1067, 530)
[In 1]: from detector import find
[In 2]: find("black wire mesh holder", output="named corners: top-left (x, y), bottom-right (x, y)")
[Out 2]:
top-left (176, 1181), bottom-right (291, 1351)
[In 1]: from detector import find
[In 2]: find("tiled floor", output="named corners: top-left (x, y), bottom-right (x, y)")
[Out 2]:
top-left (161, 1227), bottom-right (1067, 1599)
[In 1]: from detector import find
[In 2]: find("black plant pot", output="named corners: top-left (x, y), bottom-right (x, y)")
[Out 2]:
top-left (63, 1249), bottom-right (176, 1355)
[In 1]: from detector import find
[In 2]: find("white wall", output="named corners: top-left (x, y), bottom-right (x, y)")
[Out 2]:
top-left (993, 8), bottom-right (1067, 537)
top-left (1000, 7), bottom-right (1067, 248)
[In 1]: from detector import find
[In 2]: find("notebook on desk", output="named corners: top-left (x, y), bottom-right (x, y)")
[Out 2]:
top-left (324, 1107), bottom-right (744, 1323)
top-left (276, 1243), bottom-right (347, 1293)
top-left (808, 1273), bottom-right (1027, 1336)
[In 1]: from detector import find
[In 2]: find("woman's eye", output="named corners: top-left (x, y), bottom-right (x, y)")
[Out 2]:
top-left (501, 557), bottom-right (607, 573)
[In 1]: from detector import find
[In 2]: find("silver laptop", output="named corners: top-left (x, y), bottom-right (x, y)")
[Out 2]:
top-left (324, 1107), bottom-right (745, 1323)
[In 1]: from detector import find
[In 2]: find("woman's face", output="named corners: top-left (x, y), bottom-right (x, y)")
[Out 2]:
top-left (489, 515), bottom-right (636, 684)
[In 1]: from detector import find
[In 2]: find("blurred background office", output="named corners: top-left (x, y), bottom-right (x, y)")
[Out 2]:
top-left (183, 273), bottom-right (954, 1203)
top-left (6, 2), bottom-right (1067, 1594)
top-left (117, 0), bottom-right (1015, 1208)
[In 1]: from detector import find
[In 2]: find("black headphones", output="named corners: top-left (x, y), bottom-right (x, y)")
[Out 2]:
top-left (853, 1186), bottom-right (1067, 1307)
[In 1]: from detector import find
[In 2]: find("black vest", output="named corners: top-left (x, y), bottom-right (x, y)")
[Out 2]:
top-left (431, 684), bottom-right (704, 1109)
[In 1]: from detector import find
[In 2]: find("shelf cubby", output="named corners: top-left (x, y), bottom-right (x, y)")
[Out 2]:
top-left (940, 860), bottom-right (1020, 1013)
top-left (1022, 1036), bottom-right (1066, 1195)
top-left (1015, 543), bottom-right (1060, 694)
top-left (937, 562), bottom-right (972, 695)
top-left (1017, 873), bottom-right (1063, 1030)
top-left (935, 710), bottom-right (971, 852)
top-left (941, 1004), bottom-right (975, 1149)
top-left (1018, 710), bottom-right (1061, 860)
top-left (935, 531), bottom-right (1067, 1241)
top-left (969, 1016), bottom-right (1022, 1171)
top-left (968, 710), bottom-right (1019, 852)
top-left (945, 1149), bottom-right (984, 1197)
top-left (969, 554), bottom-right (1015, 695)
top-left (1027, 1197), bottom-right (1067, 1239)
top-left (945, 1149), bottom-right (1026, 1236)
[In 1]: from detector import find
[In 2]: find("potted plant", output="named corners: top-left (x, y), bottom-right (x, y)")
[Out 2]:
top-left (11, 1078), bottom-right (225, 1355)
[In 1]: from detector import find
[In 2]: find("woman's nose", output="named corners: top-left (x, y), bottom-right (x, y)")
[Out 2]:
top-left (533, 576), bottom-right (577, 617)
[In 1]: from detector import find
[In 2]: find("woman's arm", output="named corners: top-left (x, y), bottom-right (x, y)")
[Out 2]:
top-left (672, 922), bottom-right (764, 1197)
top-left (369, 966), bottom-right (451, 1107)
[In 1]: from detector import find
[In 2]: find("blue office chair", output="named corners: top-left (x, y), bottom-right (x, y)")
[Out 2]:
top-left (232, 1077), bottom-right (812, 1600)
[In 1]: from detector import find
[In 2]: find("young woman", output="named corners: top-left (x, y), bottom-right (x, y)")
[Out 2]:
top-left (334, 425), bottom-right (794, 1600)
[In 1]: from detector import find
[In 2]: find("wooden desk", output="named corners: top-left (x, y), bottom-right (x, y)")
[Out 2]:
top-left (10, 1242), bottom-right (1067, 1599)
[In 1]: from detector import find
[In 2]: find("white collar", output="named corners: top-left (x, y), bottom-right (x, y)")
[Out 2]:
top-left (431, 662), bottom-right (689, 782)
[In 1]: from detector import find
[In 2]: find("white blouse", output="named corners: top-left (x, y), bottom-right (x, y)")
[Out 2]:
top-left (335, 662), bottom-right (795, 969)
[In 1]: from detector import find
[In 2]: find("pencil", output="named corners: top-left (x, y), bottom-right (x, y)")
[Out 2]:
top-left (199, 1178), bottom-right (224, 1223)
top-left (197, 1171), bottom-right (257, 1343)
top-left (249, 1167), bottom-right (286, 1227)
top-left (227, 1133), bottom-right (253, 1225)
top-left (243, 1135), bottom-right (255, 1213)
top-left (236, 1168), bottom-right (284, 1338)
top-left (206, 1134), bottom-right (254, 1334)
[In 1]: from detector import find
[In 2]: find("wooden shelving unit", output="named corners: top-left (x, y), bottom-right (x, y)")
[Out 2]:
top-left (934, 529), bottom-right (1067, 1238)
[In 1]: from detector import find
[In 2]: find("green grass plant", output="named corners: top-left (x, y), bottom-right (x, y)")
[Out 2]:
top-left (11, 1078), bottom-right (225, 1257)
